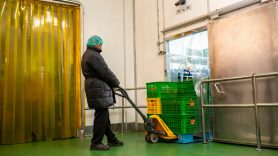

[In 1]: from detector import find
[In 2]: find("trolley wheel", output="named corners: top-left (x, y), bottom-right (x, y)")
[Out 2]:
top-left (149, 133), bottom-right (159, 143)
top-left (145, 134), bottom-right (152, 143)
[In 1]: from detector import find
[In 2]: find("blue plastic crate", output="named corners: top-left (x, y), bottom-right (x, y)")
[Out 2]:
top-left (176, 134), bottom-right (194, 143)
top-left (206, 132), bottom-right (213, 140)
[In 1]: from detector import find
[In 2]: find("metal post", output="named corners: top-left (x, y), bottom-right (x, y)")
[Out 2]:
top-left (252, 74), bottom-right (262, 151)
top-left (200, 83), bottom-right (207, 144)
top-left (134, 90), bottom-right (139, 131)
top-left (121, 98), bottom-right (125, 133)
top-left (122, 0), bottom-right (127, 133)
top-left (132, 0), bottom-right (139, 131)
top-left (203, 104), bottom-right (255, 107)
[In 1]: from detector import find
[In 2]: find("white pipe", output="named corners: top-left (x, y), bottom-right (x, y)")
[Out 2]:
top-left (40, 0), bottom-right (80, 6)
top-left (80, 1), bottom-right (85, 132)
top-left (132, 0), bottom-right (139, 130)
top-left (123, 0), bottom-right (127, 90)
top-left (156, 0), bottom-right (161, 54)
top-left (207, 0), bottom-right (210, 13)
top-left (53, 0), bottom-right (80, 5)
top-left (162, 14), bottom-right (209, 33)
top-left (122, 0), bottom-right (128, 131)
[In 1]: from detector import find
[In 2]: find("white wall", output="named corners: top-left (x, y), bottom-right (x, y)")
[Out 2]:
top-left (134, 1), bottom-right (165, 123)
top-left (134, 0), bottom-right (249, 87)
top-left (80, 0), bottom-right (256, 126)
top-left (163, 0), bottom-right (208, 29)
top-left (133, 0), bottom-right (257, 123)
top-left (134, 0), bottom-right (258, 79)
top-left (135, 0), bottom-right (165, 86)
top-left (164, 0), bottom-right (248, 30)
top-left (80, 0), bottom-right (135, 126)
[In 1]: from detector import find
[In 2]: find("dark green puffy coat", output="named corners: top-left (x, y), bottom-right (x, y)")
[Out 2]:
top-left (81, 46), bottom-right (120, 109)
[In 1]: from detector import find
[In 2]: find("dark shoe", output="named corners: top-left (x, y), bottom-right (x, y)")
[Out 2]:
top-left (90, 144), bottom-right (110, 150)
top-left (108, 140), bottom-right (124, 147)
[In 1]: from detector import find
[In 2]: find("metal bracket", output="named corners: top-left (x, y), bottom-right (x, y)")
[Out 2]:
top-left (209, 12), bottom-right (220, 20)
top-left (157, 41), bottom-right (165, 46)
top-left (158, 51), bottom-right (166, 55)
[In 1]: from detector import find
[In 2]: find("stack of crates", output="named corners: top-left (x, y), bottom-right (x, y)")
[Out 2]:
top-left (146, 82), bottom-right (178, 117)
top-left (146, 80), bottom-right (199, 135)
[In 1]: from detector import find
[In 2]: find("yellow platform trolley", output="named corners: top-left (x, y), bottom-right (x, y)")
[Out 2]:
top-left (114, 87), bottom-right (178, 143)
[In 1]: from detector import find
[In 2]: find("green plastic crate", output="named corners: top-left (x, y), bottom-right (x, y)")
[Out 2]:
top-left (194, 107), bottom-right (212, 132)
top-left (178, 80), bottom-right (197, 97)
top-left (178, 80), bottom-right (195, 89)
top-left (147, 82), bottom-right (179, 98)
top-left (195, 118), bottom-right (212, 132)
top-left (161, 97), bottom-right (199, 115)
top-left (178, 80), bottom-right (195, 88)
top-left (161, 114), bottom-right (199, 134)
top-left (146, 81), bottom-right (197, 98)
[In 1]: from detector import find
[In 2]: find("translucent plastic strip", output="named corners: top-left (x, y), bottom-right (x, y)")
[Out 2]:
top-left (13, 1), bottom-right (24, 143)
top-left (68, 9), bottom-right (76, 136)
top-left (24, 1), bottom-right (34, 143)
top-left (32, 3), bottom-right (43, 141)
top-left (62, 7), bottom-right (70, 137)
top-left (43, 4), bottom-right (49, 140)
top-left (74, 7), bottom-right (81, 130)
top-left (0, 0), bottom-right (5, 144)
top-left (2, 0), bottom-right (13, 144)
top-left (55, 6), bottom-right (63, 137)
top-left (48, 5), bottom-right (56, 140)
top-left (20, 0), bottom-right (30, 143)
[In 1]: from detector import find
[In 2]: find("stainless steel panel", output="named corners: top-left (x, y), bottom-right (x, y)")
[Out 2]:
top-left (257, 78), bottom-right (278, 146)
top-left (208, 3), bottom-right (278, 147)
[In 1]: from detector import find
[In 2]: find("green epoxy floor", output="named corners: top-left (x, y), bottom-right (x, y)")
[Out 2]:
top-left (0, 132), bottom-right (277, 156)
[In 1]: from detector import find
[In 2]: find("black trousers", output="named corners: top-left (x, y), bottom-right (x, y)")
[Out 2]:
top-left (91, 108), bottom-right (117, 144)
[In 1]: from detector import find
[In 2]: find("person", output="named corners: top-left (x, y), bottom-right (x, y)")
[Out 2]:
top-left (81, 35), bottom-right (123, 150)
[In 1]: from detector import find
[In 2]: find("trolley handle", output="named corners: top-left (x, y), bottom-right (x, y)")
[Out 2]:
top-left (114, 86), bottom-right (148, 122)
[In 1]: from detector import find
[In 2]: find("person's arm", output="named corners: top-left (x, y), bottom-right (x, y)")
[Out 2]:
top-left (87, 55), bottom-right (120, 87)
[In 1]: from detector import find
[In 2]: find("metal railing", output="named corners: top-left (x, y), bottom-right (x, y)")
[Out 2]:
top-left (200, 72), bottom-right (278, 151)
top-left (83, 87), bottom-right (147, 133)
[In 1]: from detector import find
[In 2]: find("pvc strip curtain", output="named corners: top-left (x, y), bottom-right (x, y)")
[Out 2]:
top-left (0, 0), bottom-right (81, 144)
top-left (166, 31), bottom-right (209, 95)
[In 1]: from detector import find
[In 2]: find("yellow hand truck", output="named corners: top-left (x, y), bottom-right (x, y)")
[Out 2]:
top-left (114, 87), bottom-right (178, 143)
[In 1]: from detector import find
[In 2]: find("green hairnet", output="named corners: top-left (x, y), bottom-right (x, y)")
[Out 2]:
top-left (86, 35), bottom-right (103, 47)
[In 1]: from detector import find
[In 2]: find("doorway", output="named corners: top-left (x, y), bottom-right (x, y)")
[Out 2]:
top-left (166, 30), bottom-right (209, 96)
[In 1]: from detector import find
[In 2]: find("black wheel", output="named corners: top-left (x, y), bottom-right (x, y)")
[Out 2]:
top-left (149, 133), bottom-right (159, 143)
top-left (145, 134), bottom-right (152, 143)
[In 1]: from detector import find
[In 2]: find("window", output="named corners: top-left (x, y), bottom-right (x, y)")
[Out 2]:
top-left (166, 30), bottom-right (209, 96)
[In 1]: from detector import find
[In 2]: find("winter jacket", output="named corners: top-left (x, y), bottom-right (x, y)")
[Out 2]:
top-left (81, 46), bottom-right (120, 109)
